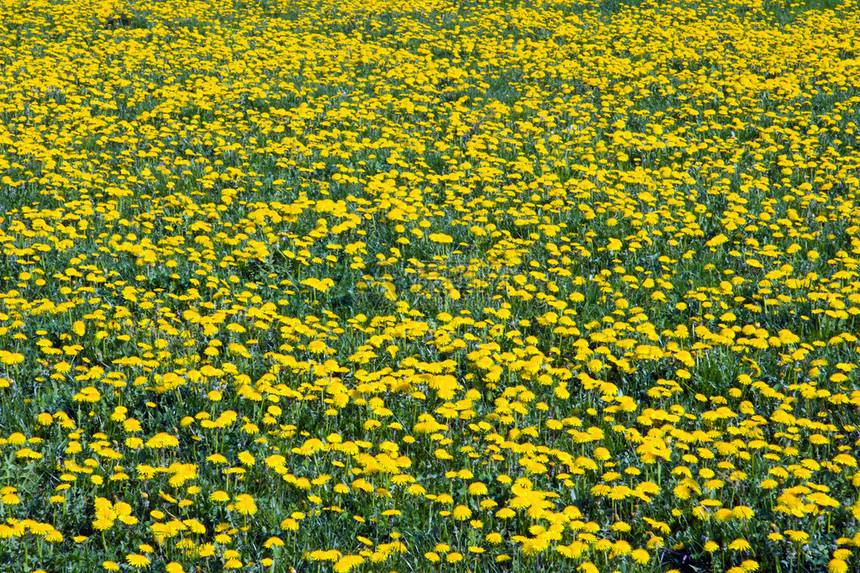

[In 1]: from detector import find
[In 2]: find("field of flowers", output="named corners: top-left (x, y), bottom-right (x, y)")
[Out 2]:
top-left (0, 0), bottom-right (859, 571)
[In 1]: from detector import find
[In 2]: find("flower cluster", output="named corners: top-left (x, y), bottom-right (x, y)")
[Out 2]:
top-left (0, 0), bottom-right (858, 571)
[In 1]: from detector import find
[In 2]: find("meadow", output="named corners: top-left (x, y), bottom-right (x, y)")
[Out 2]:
top-left (0, 0), bottom-right (859, 570)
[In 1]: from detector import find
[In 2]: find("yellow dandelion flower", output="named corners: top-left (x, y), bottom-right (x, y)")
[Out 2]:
top-left (496, 507), bottom-right (516, 519)
top-left (468, 482), bottom-right (488, 495)
top-left (732, 506), bottom-right (754, 520)
top-left (126, 554), bottom-right (150, 568)
top-left (446, 552), bottom-right (463, 563)
top-left (333, 555), bottom-right (364, 572)
top-left (145, 433), bottom-right (179, 449)
top-left (452, 505), bottom-right (472, 521)
top-left (631, 548), bottom-right (650, 564)
top-left (233, 494), bottom-right (257, 516)
top-left (424, 552), bottom-right (440, 563)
